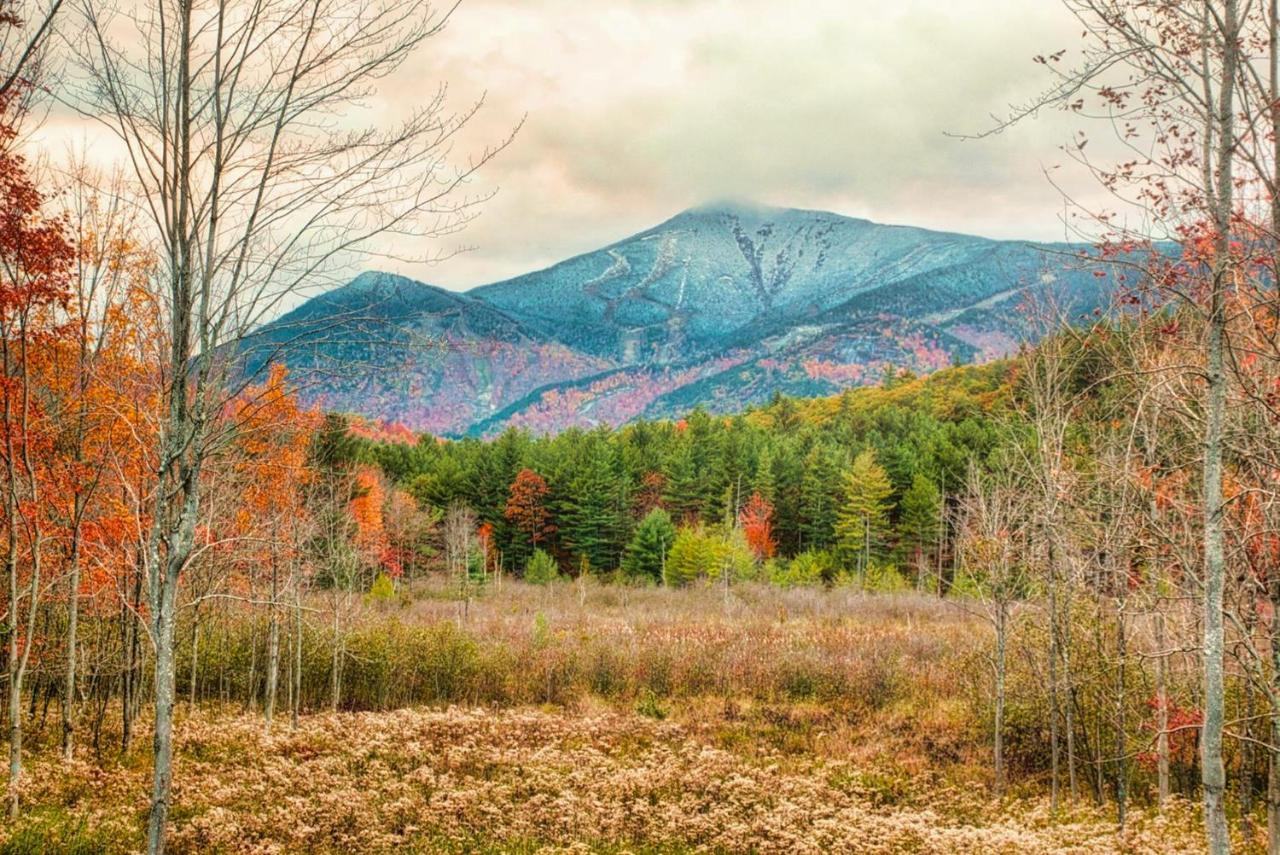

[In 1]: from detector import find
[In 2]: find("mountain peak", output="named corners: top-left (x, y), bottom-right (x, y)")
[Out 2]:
top-left (334, 270), bottom-right (426, 297)
top-left (252, 203), bottom-right (1111, 437)
top-left (685, 199), bottom-right (782, 218)
top-left (663, 200), bottom-right (872, 232)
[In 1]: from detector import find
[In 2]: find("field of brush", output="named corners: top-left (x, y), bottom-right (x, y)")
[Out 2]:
top-left (6, 582), bottom-right (1212, 854)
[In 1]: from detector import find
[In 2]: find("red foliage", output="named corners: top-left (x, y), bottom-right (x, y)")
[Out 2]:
top-left (634, 470), bottom-right (666, 518)
top-left (504, 468), bottom-right (555, 546)
top-left (738, 491), bottom-right (776, 560)
top-left (1136, 695), bottom-right (1202, 773)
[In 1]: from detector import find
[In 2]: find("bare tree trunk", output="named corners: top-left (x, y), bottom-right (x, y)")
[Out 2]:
top-left (1157, 609), bottom-right (1171, 808)
top-left (264, 555), bottom-right (280, 734)
top-left (122, 557), bottom-right (143, 755)
top-left (330, 594), bottom-right (342, 713)
top-left (292, 580), bottom-right (302, 730)
top-left (146, 560), bottom-right (181, 855)
top-left (1048, 545), bottom-right (1061, 813)
top-left (62, 540), bottom-right (81, 761)
top-left (6, 552), bottom-right (21, 820)
top-left (188, 608), bottom-right (200, 710)
top-left (1114, 598), bottom-right (1127, 828)
top-left (1064, 598), bottom-right (1078, 802)
top-left (994, 603), bottom-right (1007, 796)
top-left (1201, 6), bottom-right (1239, 849)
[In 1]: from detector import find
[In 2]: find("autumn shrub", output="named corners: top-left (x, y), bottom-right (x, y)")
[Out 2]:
top-left (367, 572), bottom-right (396, 601)
top-left (10, 706), bottom-right (1214, 854)
top-left (524, 548), bottom-right (562, 584)
top-left (171, 582), bottom-right (1002, 749)
top-left (864, 561), bottom-right (910, 593)
top-left (663, 524), bottom-right (756, 586)
top-left (772, 549), bottom-right (832, 587)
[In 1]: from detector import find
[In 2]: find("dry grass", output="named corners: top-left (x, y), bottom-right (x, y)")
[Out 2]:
top-left (13, 706), bottom-right (1210, 854)
top-left (2, 583), bottom-right (1227, 853)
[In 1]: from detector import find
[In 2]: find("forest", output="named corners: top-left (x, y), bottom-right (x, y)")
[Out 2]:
top-left (3, 0), bottom-right (1280, 853)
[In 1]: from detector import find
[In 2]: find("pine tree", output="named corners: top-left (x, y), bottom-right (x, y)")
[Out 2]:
top-left (897, 473), bottom-right (941, 584)
top-left (753, 444), bottom-right (776, 505)
top-left (662, 438), bottom-right (701, 522)
top-left (799, 443), bottom-right (841, 550)
top-left (622, 508), bottom-right (676, 582)
top-left (834, 449), bottom-right (894, 578)
top-left (560, 431), bottom-right (623, 572)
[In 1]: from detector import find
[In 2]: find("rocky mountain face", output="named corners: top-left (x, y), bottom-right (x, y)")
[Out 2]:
top-left (242, 202), bottom-right (1110, 436)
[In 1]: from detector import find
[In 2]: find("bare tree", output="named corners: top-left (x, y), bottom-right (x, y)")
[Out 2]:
top-left (953, 461), bottom-right (1030, 796)
top-left (988, 2), bottom-right (1246, 847)
top-left (67, 1), bottom-right (507, 849)
top-left (0, 0), bottom-right (65, 106)
top-left (444, 502), bottom-right (476, 619)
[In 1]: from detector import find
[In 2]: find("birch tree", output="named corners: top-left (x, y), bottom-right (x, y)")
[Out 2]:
top-left (68, 1), bottom-right (506, 850)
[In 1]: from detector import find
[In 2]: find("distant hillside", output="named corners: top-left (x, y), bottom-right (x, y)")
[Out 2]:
top-left (242, 203), bottom-right (1113, 436)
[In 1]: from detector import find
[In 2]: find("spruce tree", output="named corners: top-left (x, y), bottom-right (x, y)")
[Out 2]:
top-left (622, 508), bottom-right (676, 583)
top-left (799, 443), bottom-right (841, 550)
top-left (897, 472), bottom-right (941, 583)
top-left (560, 431), bottom-right (623, 572)
top-left (662, 438), bottom-right (701, 522)
top-left (754, 443), bottom-right (776, 505)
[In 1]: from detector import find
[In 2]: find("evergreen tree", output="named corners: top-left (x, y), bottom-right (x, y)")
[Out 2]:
top-left (799, 443), bottom-right (842, 550)
top-left (897, 473), bottom-right (941, 583)
top-left (753, 443), bottom-right (776, 505)
top-left (834, 449), bottom-right (894, 577)
top-left (622, 508), bottom-right (676, 582)
top-left (662, 437), bottom-right (701, 522)
top-left (560, 430), bottom-right (623, 572)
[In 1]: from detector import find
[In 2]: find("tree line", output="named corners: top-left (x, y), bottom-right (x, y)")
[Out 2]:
top-left (351, 362), bottom-right (1009, 592)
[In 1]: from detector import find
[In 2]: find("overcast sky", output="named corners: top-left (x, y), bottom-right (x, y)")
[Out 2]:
top-left (47, 1), bottom-right (1115, 293)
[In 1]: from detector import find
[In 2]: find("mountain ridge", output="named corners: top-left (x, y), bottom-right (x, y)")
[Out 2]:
top-left (242, 202), bottom-right (1111, 437)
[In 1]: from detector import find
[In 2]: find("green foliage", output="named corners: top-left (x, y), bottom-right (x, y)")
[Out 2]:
top-left (524, 548), bottom-right (563, 585)
top-left (0, 808), bottom-right (134, 855)
top-left (663, 524), bottom-right (756, 587)
top-left (663, 525), bottom-right (717, 587)
top-left (771, 549), bottom-right (833, 587)
top-left (799, 443), bottom-right (842, 550)
top-left (897, 472), bottom-right (941, 573)
top-left (834, 449), bottom-right (894, 576)
top-left (635, 688), bottom-right (669, 720)
top-left (351, 360), bottom-right (1012, 586)
top-left (368, 572), bottom-right (396, 602)
top-left (863, 561), bottom-right (910, 593)
top-left (622, 508), bottom-right (676, 583)
top-left (558, 429), bottom-right (625, 573)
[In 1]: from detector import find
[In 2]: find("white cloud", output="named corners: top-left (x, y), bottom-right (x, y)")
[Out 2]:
top-left (41, 0), bottom-right (1128, 293)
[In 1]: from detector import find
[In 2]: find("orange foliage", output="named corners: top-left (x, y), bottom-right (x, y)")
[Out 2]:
top-left (738, 491), bottom-right (776, 560)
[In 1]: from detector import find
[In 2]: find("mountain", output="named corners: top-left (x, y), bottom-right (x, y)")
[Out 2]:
top-left (242, 203), bottom-right (1112, 436)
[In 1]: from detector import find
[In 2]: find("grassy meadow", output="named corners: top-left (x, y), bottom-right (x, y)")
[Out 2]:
top-left (4, 580), bottom-right (1214, 854)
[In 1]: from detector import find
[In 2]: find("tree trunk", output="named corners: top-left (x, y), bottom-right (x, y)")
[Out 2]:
top-left (62, 540), bottom-right (81, 761)
top-left (1114, 598), bottom-right (1127, 828)
top-left (1048, 543), bottom-right (1061, 813)
top-left (330, 595), bottom-right (342, 713)
top-left (1064, 596), bottom-right (1078, 802)
top-left (265, 555), bottom-right (280, 735)
top-left (994, 603), bottom-right (1007, 796)
top-left (146, 547), bottom-right (184, 855)
top-left (188, 609), bottom-right (200, 710)
top-left (292, 581), bottom-right (302, 730)
top-left (1201, 3), bottom-right (1238, 850)
top-left (6, 558), bottom-right (21, 820)
top-left (1157, 609), bottom-right (1171, 808)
